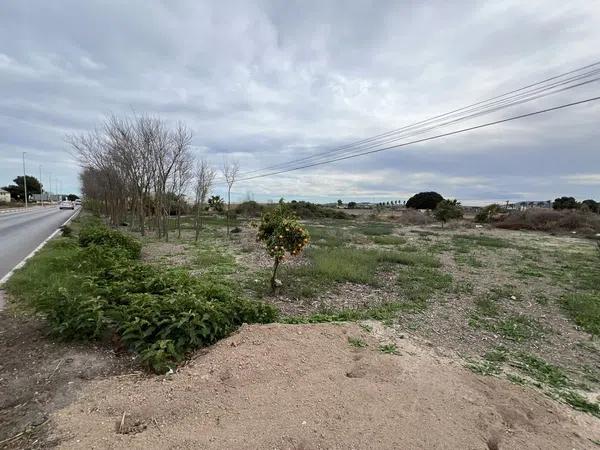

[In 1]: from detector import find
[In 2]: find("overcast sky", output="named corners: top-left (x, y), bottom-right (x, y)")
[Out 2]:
top-left (1, 0), bottom-right (599, 204)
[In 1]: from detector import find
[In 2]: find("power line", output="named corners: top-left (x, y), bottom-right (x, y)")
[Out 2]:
top-left (241, 73), bottom-right (600, 174)
top-left (231, 61), bottom-right (600, 178)
top-left (233, 95), bottom-right (600, 182)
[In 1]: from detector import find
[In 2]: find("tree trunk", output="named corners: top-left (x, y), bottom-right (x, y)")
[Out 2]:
top-left (270, 257), bottom-right (281, 293)
top-left (226, 186), bottom-right (231, 237)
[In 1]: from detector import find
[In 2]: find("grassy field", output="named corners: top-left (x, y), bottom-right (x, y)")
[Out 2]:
top-left (133, 211), bottom-right (600, 416)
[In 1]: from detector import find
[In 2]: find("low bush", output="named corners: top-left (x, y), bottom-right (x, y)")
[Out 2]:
top-left (394, 209), bottom-right (434, 226)
top-left (79, 225), bottom-right (142, 258)
top-left (494, 209), bottom-right (600, 234)
top-left (7, 221), bottom-right (277, 373)
top-left (286, 200), bottom-right (349, 219)
top-left (235, 200), bottom-right (263, 217)
top-left (475, 204), bottom-right (505, 223)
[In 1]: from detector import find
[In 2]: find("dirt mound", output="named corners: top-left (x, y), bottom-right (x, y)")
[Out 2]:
top-left (50, 323), bottom-right (599, 449)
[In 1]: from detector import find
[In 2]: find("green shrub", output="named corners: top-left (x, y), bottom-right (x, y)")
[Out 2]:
top-left (79, 225), bottom-right (142, 258)
top-left (7, 221), bottom-right (277, 373)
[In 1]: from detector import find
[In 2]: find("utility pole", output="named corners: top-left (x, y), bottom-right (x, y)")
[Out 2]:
top-left (22, 152), bottom-right (28, 209)
top-left (39, 165), bottom-right (44, 206)
top-left (49, 173), bottom-right (52, 203)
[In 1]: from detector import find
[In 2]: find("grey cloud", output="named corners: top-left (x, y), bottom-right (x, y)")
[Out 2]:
top-left (1, 0), bottom-right (599, 199)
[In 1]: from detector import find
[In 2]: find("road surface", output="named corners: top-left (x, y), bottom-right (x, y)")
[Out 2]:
top-left (0, 206), bottom-right (78, 282)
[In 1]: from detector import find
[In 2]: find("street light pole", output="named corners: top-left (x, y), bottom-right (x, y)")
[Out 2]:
top-left (22, 152), bottom-right (28, 209)
top-left (39, 165), bottom-right (44, 207)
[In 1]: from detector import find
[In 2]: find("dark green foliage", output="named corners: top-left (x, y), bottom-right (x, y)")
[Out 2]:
top-left (582, 199), bottom-right (599, 213)
top-left (561, 293), bottom-right (600, 335)
top-left (475, 204), bottom-right (504, 223)
top-left (79, 226), bottom-right (142, 259)
top-left (235, 200), bottom-right (263, 217)
top-left (553, 196), bottom-right (579, 210)
top-left (286, 200), bottom-right (349, 219)
top-left (208, 195), bottom-right (224, 212)
top-left (67, 194), bottom-right (80, 201)
top-left (347, 201), bottom-right (357, 209)
top-left (60, 225), bottom-right (73, 237)
top-left (434, 199), bottom-right (463, 226)
top-left (2, 175), bottom-right (43, 201)
top-left (6, 221), bottom-right (277, 373)
top-left (561, 391), bottom-right (600, 417)
top-left (406, 191), bottom-right (444, 210)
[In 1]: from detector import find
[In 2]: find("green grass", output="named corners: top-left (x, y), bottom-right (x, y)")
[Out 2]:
top-left (278, 247), bottom-right (442, 298)
top-left (379, 343), bottom-right (399, 354)
top-left (305, 226), bottom-right (348, 248)
top-left (511, 353), bottom-right (569, 388)
top-left (562, 391), bottom-right (600, 417)
top-left (467, 360), bottom-right (502, 376)
top-left (357, 223), bottom-right (394, 236)
top-left (396, 265), bottom-right (453, 310)
top-left (484, 348), bottom-right (508, 363)
top-left (473, 295), bottom-right (500, 317)
top-left (561, 292), bottom-right (600, 335)
top-left (452, 234), bottom-right (510, 249)
top-left (454, 253), bottom-right (483, 268)
top-left (371, 235), bottom-right (406, 245)
top-left (348, 336), bottom-right (368, 348)
top-left (493, 315), bottom-right (544, 342)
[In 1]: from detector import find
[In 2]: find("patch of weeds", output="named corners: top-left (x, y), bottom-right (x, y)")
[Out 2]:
top-left (474, 295), bottom-right (500, 317)
top-left (379, 343), bottom-right (399, 354)
top-left (359, 323), bottom-right (373, 333)
top-left (282, 247), bottom-right (442, 297)
top-left (378, 251), bottom-right (440, 268)
top-left (371, 235), bottom-right (406, 245)
top-left (305, 226), bottom-right (348, 248)
top-left (467, 359), bottom-right (502, 376)
top-left (452, 234), bottom-right (510, 249)
top-left (454, 253), bottom-right (483, 268)
top-left (493, 315), bottom-right (544, 342)
top-left (396, 265), bottom-right (453, 311)
top-left (484, 348), bottom-right (508, 362)
top-left (283, 301), bottom-right (414, 324)
top-left (357, 223), bottom-right (394, 236)
top-left (195, 249), bottom-right (237, 275)
top-left (506, 373), bottom-right (526, 385)
top-left (511, 353), bottom-right (569, 388)
top-left (452, 281), bottom-right (474, 295)
top-left (400, 244), bottom-right (421, 252)
top-left (348, 336), bottom-right (368, 348)
top-left (516, 265), bottom-right (545, 278)
top-left (561, 391), bottom-right (600, 417)
top-left (561, 292), bottom-right (600, 335)
top-left (533, 292), bottom-right (549, 305)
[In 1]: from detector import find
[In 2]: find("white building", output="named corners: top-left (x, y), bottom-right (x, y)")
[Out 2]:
top-left (0, 188), bottom-right (11, 203)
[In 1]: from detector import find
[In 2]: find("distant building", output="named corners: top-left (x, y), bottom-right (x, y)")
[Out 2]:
top-left (0, 188), bottom-right (10, 203)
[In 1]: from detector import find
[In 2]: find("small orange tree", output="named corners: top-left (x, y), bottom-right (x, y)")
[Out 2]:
top-left (257, 200), bottom-right (310, 292)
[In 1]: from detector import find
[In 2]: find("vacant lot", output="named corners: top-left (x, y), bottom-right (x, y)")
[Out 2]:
top-left (2, 211), bottom-right (599, 448)
top-left (139, 214), bottom-right (600, 415)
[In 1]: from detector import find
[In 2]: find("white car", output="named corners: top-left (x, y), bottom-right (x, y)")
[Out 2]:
top-left (59, 201), bottom-right (75, 210)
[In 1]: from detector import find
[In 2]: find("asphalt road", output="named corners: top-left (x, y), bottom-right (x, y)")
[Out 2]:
top-left (0, 206), bottom-right (78, 282)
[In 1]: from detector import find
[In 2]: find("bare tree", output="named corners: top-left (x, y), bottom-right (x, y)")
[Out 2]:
top-left (193, 159), bottom-right (216, 241)
top-left (222, 159), bottom-right (240, 237)
top-left (172, 153), bottom-right (193, 238)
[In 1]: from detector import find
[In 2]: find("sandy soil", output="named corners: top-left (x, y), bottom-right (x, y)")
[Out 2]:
top-left (49, 322), bottom-right (599, 449)
top-left (0, 311), bottom-right (137, 449)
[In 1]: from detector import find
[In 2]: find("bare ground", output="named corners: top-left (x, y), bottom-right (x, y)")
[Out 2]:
top-left (48, 322), bottom-right (599, 449)
top-left (0, 310), bottom-right (138, 449)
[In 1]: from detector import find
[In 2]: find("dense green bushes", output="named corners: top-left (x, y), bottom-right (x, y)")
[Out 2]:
top-left (6, 222), bottom-right (277, 372)
top-left (79, 224), bottom-right (142, 258)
